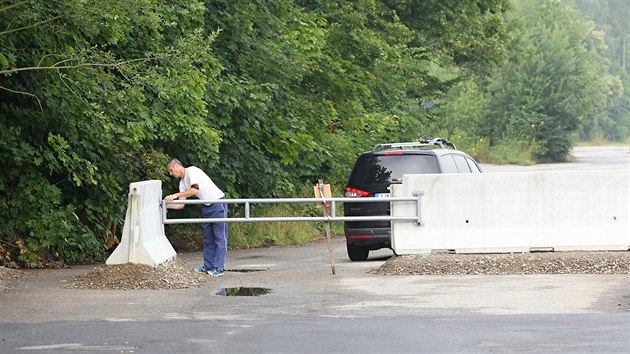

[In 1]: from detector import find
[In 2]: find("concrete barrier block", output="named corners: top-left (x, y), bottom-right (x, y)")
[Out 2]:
top-left (106, 180), bottom-right (176, 267)
top-left (391, 171), bottom-right (630, 254)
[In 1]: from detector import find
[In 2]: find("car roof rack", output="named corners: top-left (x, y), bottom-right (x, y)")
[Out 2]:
top-left (372, 137), bottom-right (457, 152)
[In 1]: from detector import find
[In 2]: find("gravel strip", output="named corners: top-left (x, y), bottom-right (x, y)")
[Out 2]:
top-left (377, 251), bottom-right (630, 275)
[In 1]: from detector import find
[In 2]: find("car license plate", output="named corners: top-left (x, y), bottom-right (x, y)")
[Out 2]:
top-left (374, 193), bottom-right (390, 198)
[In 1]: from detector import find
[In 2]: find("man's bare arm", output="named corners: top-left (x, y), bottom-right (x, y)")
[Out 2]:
top-left (164, 187), bottom-right (199, 209)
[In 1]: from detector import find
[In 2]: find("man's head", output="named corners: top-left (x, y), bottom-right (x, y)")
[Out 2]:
top-left (166, 158), bottom-right (186, 179)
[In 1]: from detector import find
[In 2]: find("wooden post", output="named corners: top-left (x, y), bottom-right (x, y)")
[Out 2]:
top-left (316, 179), bottom-right (336, 275)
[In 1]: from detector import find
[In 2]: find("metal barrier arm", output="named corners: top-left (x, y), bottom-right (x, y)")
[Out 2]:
top-left (161, 196), bottom-right (423, 225)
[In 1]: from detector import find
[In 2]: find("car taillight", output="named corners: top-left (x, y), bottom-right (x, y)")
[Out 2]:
top-left (345, 187), bottom-right (370, 197)
top-left (349, 234), bottom-right (374, 239)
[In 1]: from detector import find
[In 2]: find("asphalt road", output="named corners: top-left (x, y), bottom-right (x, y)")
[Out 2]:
top-left (1, 145), bottom-right (629, 353)
top-left (480, 145), bottom-right (629, 172)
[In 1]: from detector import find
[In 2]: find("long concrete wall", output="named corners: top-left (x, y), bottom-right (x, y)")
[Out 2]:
top-left (390, 171), bottom-right (630, 254)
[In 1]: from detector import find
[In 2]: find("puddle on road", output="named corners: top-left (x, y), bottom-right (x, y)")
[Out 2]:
top-left (216, 287), bottom-right (272, 297)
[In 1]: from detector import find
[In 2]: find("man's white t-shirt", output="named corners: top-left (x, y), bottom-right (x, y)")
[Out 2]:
top-left (179, 166), bottom-right (225, 202)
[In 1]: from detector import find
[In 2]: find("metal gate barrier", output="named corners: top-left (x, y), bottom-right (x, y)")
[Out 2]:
top-left (161, 194), bottom-right (424, 225)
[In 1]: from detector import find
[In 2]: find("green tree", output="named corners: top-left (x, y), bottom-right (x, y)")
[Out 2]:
top-left (0, 0), bottom-right (513, 266)
top-left (483, 0), bottom-right (621, 161)
top-left (199, 0), bottom-right (333, 197)
top-left (572, 0), bottom-right (630, 141)
top-left (0, 0), bottom-right (221, 265)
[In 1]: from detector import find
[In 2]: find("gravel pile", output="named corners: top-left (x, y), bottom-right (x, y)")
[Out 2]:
top-left (65, 258), bottom-right (206, 290)
top-left (0, 266), bottom-right (27, 291)
top-left (377, 251), bottom-right (630, 275)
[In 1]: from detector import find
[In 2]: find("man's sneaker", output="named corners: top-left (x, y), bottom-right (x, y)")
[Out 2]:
top-left (208, 268), bottom-right (225, 277)
top-left (193, 266), bottom-right (209, 274)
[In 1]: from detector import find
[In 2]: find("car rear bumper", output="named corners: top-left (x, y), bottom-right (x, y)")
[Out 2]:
top-left (344, 227), bottom-right (390, 249)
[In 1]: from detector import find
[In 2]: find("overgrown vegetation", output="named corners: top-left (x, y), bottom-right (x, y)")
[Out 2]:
top-left (1, 0), bottom-right (628, 266)
top-left (229, 204), bottom-right (322, 249)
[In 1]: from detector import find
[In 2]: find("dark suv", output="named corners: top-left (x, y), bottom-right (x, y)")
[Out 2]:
top-left (343, 138), bottom-right (482, 261)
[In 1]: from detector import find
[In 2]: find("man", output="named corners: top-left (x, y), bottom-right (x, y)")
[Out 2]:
top-left (164, 158), bottom-right (227, 276)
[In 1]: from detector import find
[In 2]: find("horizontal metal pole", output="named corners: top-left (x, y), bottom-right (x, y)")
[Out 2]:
top-left (161, 195), bottom-right (422, 225)
top-left (164, 197), bottom-right (418, 205)
top-left (163, 215), bottom-right (419, 224)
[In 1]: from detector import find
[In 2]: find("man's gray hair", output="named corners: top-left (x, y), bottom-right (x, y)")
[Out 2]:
top-left (166, 158), bottom-right (183, 168)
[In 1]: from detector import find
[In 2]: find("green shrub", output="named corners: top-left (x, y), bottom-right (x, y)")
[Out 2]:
top-left (472, 139), bottom-right (538, 166)
top-left (432, 130), bottom-right (538, 166)
top-left (23, 205), bottom-right (103, 266)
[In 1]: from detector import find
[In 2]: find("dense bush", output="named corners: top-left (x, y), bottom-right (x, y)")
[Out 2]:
top-left (2, 0), bottom-right (626, 266)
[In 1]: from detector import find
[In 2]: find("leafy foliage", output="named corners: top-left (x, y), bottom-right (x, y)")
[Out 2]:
top-left (1, 0), bottom-right (221, 265)
top-left (498, 0), bottom-right (621, 161)
top-left (4, 0), bottom-right (624, 265)
top-left (572, 0), bottom-right (630, 141)
top-left (442, 0), bottom-right (623, 162)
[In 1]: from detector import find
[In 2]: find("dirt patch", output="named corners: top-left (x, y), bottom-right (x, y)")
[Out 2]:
top-left (65, 258), bottom-right (206, 290)
top-left (377, 251), bottom-right (630, 275)
top-left (0, 266), bottom-right (27, 291)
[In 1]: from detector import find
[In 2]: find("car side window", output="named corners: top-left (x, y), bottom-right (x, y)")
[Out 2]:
top-left (453, 155), bottom-right (471, 173)
top-left (466, 157), bottom-right (482, 173)
top-left (439, 155), bottom-right (458, 173)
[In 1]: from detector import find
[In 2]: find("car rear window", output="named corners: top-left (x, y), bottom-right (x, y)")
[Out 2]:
top-left (349, 154), bottom-right (440, 184)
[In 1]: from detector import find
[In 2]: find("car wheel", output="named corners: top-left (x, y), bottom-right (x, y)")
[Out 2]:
top-left (347, 243), bottom-right (369, 261)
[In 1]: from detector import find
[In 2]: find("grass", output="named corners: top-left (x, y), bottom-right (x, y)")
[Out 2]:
top-left (456, 137), bottom-right (537, 166)
top-left (228, 203), bottom-right (343, 249)
top-left (456, 135), bottom-right (630, 165)
top-left (166, 189), bottom-right (346, 251)
top-left (576, 137), bottom-right (630, 147)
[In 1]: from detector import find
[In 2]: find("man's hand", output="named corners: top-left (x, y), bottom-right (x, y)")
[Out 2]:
top-left (164, 193), bottom-right (179, 203)
top-left (164, 193), bottom-right (185, 210)
top-left (165, 188), bottom-right (196, 209)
